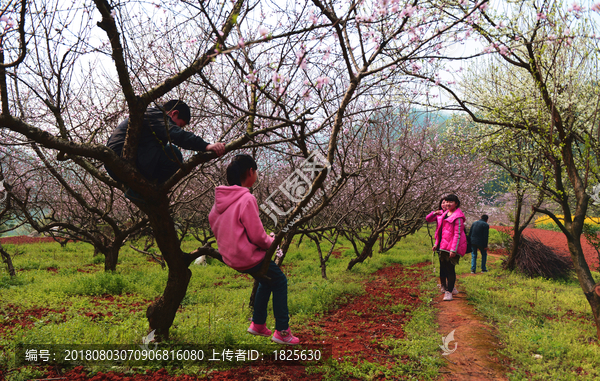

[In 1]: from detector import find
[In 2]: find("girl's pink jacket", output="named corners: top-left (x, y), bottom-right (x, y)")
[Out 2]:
top-left (208, 185), bottom-right (274, 271)
top-left (425, 208), bottom-right (467, 256)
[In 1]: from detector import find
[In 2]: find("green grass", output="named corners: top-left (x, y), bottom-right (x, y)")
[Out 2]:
top-left (0, 229), bottom-right (442, 380)
top-left (460, 254), bottom-right (600, 380)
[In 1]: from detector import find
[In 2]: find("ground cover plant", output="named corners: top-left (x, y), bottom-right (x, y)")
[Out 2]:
top-left (459, 255), bottom-right (600, 380)
top-left (0, 229), bottom-right (443, 380)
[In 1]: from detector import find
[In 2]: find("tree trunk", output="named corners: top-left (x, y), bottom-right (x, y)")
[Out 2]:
top-left (104, 244), bottom-right (121, 272)
top-left (0, 243), bottom-right (15, 276)
top-left (144, 198), bottom-right (191, 340)
top-left (320, 260), bottom-right (327, 280)
top-left (249, 281), bottom-right (258, 309)
top-left (505, 189), bottom-right (524, 270)
top-left (505, 228), bottom-right (520, 270)
top-left (347, 235), bottom-right (378, 271)
top-left (566, 235), bottom-right (600, 339)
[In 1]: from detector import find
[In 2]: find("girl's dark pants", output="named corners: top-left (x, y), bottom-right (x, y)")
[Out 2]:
top-left (438, 250), bottom-right (459, 292)
top-left (242, 260), bottom-right (289, 331)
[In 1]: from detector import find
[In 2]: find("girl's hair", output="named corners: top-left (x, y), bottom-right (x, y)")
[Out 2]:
top-left (226, 154), bottom-right (257, 186)
top-left (437, 197), bottom-right (444, 209)
top-left (443, 194), bottom-right (460, 208)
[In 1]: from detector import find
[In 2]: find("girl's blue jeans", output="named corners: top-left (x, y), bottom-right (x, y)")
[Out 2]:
top-left (242, 260), bottom-right (289, 331)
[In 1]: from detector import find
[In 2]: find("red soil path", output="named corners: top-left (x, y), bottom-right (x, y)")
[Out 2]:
top-left (22, 263), bottom-right (428, 381)
top-left (0, 235), bottom-right (57, 245)
top-left (491, 226), bottom-right (600, 271)
top-left (436, 280), bottom-right (511, 381)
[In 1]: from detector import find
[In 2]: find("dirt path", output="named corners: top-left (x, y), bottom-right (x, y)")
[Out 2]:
top-left (436, 257), bottom-right (510, 381)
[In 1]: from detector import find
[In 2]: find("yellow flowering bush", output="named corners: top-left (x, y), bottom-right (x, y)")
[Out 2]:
top-left (534, 215), bottom-right (600, 230)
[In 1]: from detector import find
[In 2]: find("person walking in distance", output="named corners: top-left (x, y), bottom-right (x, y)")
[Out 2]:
top-left (469, 215), bottom-right (490, 273)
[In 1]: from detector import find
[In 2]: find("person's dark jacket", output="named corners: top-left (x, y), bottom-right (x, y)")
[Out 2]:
top-left (468, 219), bottom-right (490, 248)
top-left (107, 107), bottom-right (209, 180)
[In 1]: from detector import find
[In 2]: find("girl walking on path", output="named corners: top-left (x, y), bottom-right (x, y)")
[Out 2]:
top-left (208, 154), bottom-right (300, 345)
top-left (427, 198), bottom-right (452, 294)
top-left (425, 194), bottom-right (467, 301)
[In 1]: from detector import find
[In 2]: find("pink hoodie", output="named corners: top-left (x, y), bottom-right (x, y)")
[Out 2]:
top-left (426, 208), bottom-right (467, 256)
top-left (208, 185), bottom-right (274, 271)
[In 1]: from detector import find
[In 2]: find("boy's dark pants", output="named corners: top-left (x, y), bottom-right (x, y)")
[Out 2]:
top-left (105, 144), bottom-right (183, 184)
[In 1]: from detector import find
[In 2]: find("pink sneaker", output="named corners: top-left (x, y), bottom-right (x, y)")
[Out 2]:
top-left (247, 322), bottom-right (272, 337)
top-left (452, 287), bottom-right (459, 295)
top-left (443, 291), bottom-right (453, 301)
top-left (271, 329), bottom-right (300, 345)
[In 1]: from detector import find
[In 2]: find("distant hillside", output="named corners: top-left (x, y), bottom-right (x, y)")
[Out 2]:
top-left (409, 109), bottom-right (453, 132)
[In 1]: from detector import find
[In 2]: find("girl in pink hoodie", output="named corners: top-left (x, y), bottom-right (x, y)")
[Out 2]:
top-left (425, 194), bottom-right (467, 301)
top-left (208, 154), bottom-right (299, 345)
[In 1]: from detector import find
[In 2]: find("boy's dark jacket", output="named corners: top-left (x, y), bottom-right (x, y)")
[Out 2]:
top-left (468, 219), bottom-right (490, 248)
top-left (107, 107), bottom-right (208, 179)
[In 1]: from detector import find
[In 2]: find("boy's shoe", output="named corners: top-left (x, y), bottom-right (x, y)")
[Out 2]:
top-left (471, 271), bottom-right (476, 274)
top-left (272, 329), bottom-right (300, 345)
top-left (247, 322), bottom-right (272, 337)
top-left (443, 291), bottom-right (453, 301)
top-left (482, 270), bottom-right (488, 273)
top-left (438, 284), bottom-right (446, 293)
top-left (452, 287), bottom-right (459, 295)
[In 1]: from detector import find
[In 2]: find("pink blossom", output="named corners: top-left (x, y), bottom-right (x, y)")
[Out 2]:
top-left (238, 38), bottom-right (245, 48)
top-left (498, 45), bottom-right (509, 56)
top-left (316, 76), bottom-right (330, 90)
top-left (308, 10), bottom-right (318, 24)
top-left (276, 247), bottom-right (284, 258)
top-left (110, 10), bottom-right (117, 18)
top-left (479, 2), bottom-right (489, 11)
top-left (272, 72), bottom-right (285, 84)
top-left (246, 73), bottom-right (257, 82)
top-left (259, 26), bottom-right (269, 38)
top-left (301, 88), bottom-right (311, 101)
top-left (537, 12), bottom-right (546, 20)
top-left (592, 3), bottom-right (600, 11)
top-left (400, 5), bottom-right (415, 17)
top-left (569, 2), bottom-right (583, 12)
